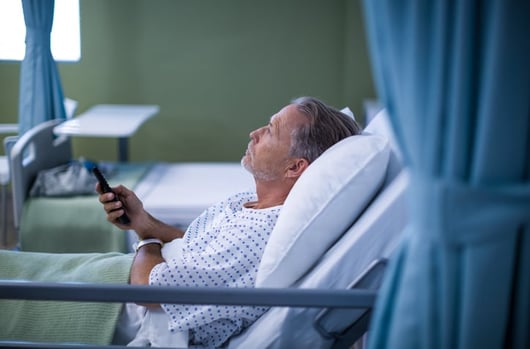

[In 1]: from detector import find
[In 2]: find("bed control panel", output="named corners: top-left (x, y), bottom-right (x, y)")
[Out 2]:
top-left (92, 166), bottom-right (130, 225)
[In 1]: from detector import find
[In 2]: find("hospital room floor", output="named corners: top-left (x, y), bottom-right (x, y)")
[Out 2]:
top-left (1, 188), bottom-right (16, 250)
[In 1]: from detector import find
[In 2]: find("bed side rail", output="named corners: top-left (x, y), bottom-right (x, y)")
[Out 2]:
top-left (0, 281), bottom-right (375, 308)
top-left (313, 258), bottom-right (388, 349)
top-left (0, 283), bottom-right (376, 348)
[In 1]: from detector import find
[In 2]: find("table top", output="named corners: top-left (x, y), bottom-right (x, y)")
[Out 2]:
top-left (53, 104), bottom-right (160, 138)
top-left (0, 123), bottom-right (18, 134)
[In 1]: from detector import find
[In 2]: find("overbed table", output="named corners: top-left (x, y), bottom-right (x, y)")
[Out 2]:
top-left (53, 104), bottom-right (159, 162)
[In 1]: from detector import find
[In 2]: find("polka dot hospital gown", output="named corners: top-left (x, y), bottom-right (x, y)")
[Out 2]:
top-left (149, 192), bottom-right (281, 348)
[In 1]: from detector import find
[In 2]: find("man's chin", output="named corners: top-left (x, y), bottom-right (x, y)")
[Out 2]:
top-left (241, 157), bottom-right (252, 174)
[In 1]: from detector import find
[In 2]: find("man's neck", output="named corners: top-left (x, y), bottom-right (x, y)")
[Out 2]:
top-left (249, 179), bottom-right (294, 209)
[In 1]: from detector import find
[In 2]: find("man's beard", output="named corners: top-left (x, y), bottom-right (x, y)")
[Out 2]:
top-left (241, 154), bottom-right (276, 182)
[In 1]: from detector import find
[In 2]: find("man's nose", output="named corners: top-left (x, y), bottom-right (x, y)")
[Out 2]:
top-left (249, 127), bottom-right (263, 141)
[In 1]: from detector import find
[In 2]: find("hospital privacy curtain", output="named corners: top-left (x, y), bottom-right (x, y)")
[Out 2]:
top-left (18, 0), bottom-right (66, 135)
top-left (362, 1), bottom-right (530, 348)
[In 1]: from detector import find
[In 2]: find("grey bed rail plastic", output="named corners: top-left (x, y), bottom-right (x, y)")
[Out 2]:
top-left (0, 282), bottom-right (377, 348)
top-left (314, 258), bottom-right (388, 349)
top-left (0, 281), bottom-right (376, 308)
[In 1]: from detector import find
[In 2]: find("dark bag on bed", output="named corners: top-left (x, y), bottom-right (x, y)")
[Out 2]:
top-left (29, 159), bottom-right (98, 197)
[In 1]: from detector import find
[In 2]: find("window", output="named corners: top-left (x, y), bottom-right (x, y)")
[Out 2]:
top-left (0, 0), bottom-right (80, 62)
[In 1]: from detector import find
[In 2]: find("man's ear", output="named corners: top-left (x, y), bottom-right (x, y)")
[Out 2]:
top-left (285, 158), bottom-right (310, 179)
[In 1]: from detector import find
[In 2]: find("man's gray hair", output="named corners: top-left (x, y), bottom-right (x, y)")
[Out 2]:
top-left (289, 96), bottom-right (362, 163)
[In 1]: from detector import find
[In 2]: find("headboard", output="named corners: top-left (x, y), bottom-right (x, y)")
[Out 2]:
top-left (9, 120), bottom-right (72, 230)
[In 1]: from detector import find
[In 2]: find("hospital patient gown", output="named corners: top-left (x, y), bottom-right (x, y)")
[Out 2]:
top-left (149, 192), bottom-right (282, 348)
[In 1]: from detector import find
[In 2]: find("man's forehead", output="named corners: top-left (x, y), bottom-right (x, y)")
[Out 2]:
top-left (270, 104), bottom-right (296, 123)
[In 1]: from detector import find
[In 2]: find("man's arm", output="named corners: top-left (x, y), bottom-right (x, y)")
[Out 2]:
top-left (130, 243), bottom-right (164, 285)
top-left (97, 183), bottom-right (185, 308)
top-left (130, 243), bottom-right (164, 308)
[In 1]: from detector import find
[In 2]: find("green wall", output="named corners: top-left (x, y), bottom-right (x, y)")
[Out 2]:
top-left (0, 0), bottom-right (375, 162)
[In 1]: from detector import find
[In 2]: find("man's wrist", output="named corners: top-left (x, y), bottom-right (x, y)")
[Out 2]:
top-left (133, 238), bottom-right (163, 253)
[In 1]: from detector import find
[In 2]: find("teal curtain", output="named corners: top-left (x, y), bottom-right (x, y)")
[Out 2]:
top-left (18, 0), bottom-right (66, 135)
top-left (362, 1), bottom-right (530, 348)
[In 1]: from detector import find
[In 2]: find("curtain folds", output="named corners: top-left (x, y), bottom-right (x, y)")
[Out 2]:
top-left (18, 0), bottom-right (66, 135)
top-left (362, 0), bottom-right (530, 348)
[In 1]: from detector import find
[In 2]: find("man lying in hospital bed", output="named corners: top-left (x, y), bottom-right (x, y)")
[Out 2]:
top-left (1, 94), bottom-right (404, 343)
top-left (97, 96), bottom-right (362, 347)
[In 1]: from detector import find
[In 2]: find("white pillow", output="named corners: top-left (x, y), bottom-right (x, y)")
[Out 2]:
top-left (364, 108), bottom-right (404, 185)
top-left (256, 134), bottom-right (390, 287)
top-left (340, 106), bottom-right (355, 120)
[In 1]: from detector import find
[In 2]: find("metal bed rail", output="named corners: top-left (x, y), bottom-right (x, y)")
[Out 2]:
top-left (0, 281), bottom-right (376, 308)
top-left (0, 281), bottom-right (377, 348)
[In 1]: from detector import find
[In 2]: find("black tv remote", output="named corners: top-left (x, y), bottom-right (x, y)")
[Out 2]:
top-left (92, 166), bottom-right (130, 225)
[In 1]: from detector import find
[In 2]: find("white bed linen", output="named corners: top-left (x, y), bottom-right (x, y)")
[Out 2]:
top-left (134, 162), bottom-right (255, 227)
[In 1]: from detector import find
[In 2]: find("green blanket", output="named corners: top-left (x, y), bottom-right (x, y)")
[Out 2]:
top-left (0, 250), bottom-right (133, 345)
top-left (19, 163), bottom-right (152, 253)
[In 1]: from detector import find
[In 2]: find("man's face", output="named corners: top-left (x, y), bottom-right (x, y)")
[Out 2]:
top-left (242, 104), bottom-right (307, 181)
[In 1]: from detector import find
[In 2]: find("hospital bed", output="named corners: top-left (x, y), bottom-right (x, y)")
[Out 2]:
top-left (6, 122), bottom-right (254, 252)
top-left (0, 109), bottom-right (409, 348)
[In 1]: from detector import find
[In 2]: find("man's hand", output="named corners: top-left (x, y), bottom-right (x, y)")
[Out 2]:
top-left (96, 183), bottom-right (149, 232)
top-left (96, 182), bottom-right (186, 242)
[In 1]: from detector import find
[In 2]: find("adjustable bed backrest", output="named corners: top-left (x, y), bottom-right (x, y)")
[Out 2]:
top-left (9, 120), bottom-right (71, 230)
top-left (363, 108), bottom-right (403, 186)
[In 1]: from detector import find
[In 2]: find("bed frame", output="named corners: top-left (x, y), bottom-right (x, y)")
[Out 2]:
top-left (0, 110), bottom-right (409, 348)
top-left (0, 165), bottom-right (408, 348)
top-left (0, 283), bottom-right (380, 349)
